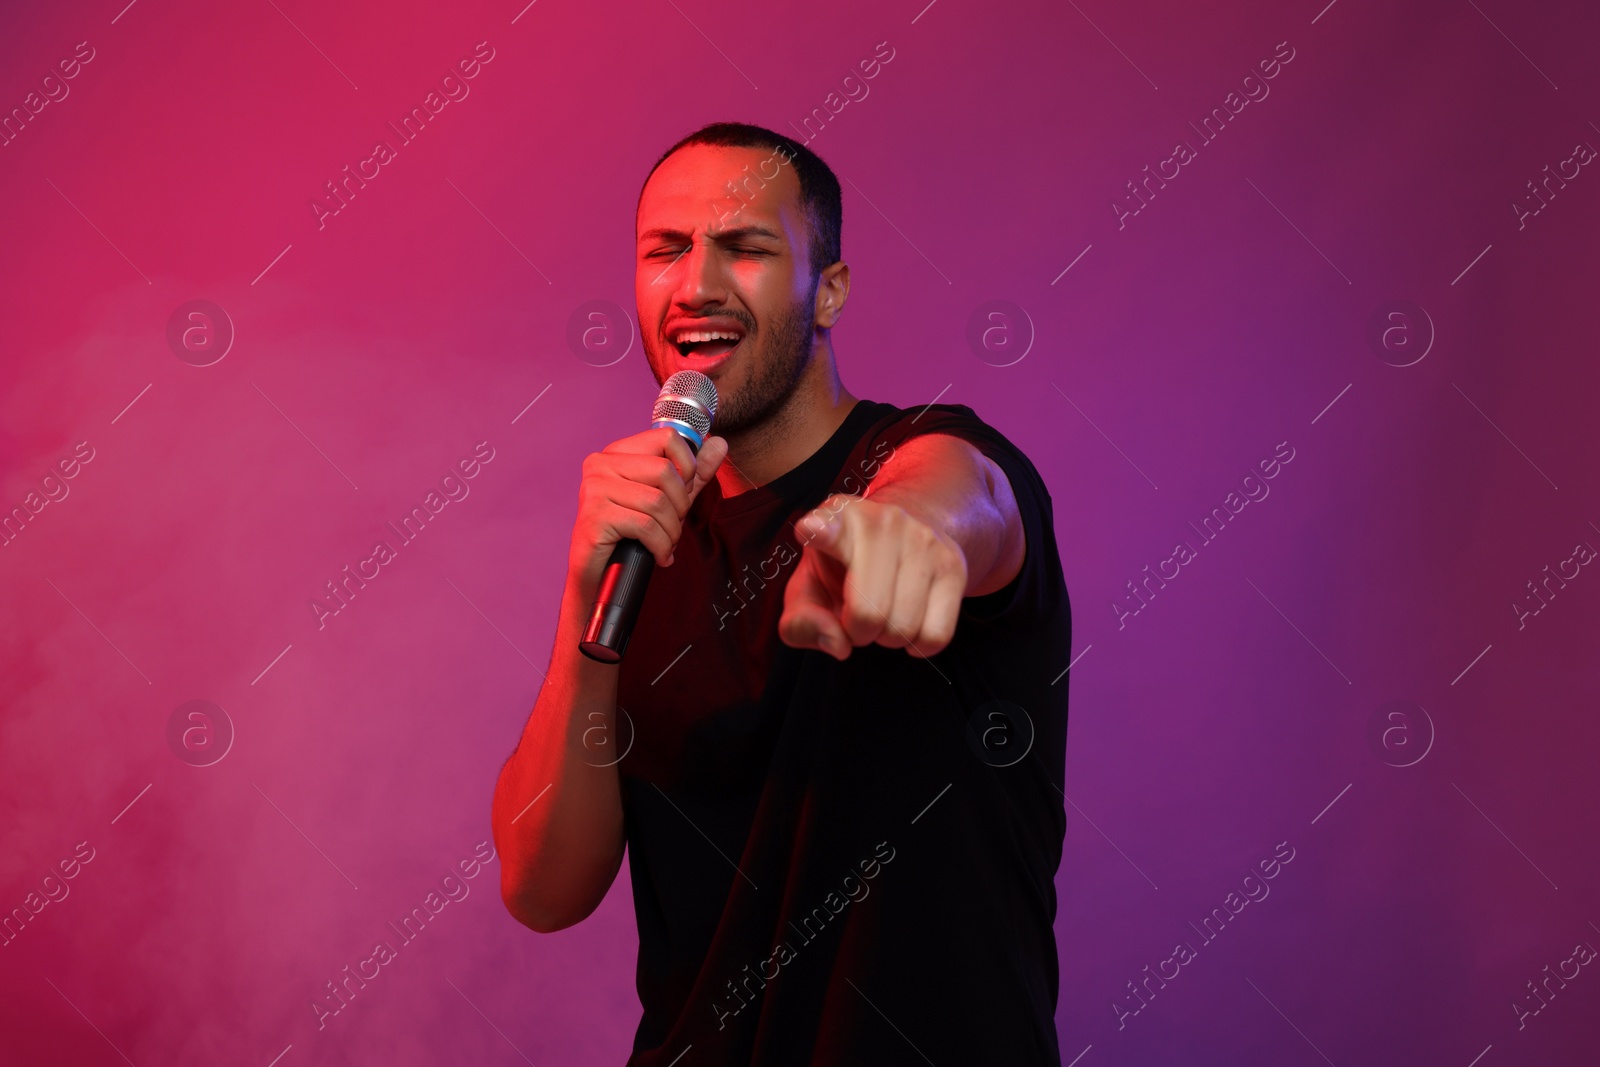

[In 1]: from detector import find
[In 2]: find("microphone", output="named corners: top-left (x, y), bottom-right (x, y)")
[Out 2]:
top-left (579, 370), bottom-right (718, 663)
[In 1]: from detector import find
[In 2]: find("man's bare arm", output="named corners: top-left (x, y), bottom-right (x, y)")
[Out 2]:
top-left (493, 429), bottom-right (726, 933)
top-left (492, 584), bottom-right (629, 934)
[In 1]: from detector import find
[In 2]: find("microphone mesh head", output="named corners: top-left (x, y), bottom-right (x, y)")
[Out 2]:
top-left (654, 370), bottom-right (718, 438)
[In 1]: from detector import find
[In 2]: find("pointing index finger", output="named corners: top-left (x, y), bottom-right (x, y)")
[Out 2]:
top-left (798, 495), bottom-right (856, 562)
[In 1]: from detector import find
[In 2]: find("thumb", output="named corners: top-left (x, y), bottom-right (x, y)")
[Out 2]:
top-left (687, 436), bottom-right (728, 504)
top-left (779, 550), bottom-right (852, 659)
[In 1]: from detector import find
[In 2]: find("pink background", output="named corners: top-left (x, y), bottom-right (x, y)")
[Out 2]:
top-left (2, 0), bottom-right (1598, 1063)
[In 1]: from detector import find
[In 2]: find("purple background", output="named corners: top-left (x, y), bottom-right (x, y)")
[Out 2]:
top-left (2, 0), bottom-right (1597, 1063)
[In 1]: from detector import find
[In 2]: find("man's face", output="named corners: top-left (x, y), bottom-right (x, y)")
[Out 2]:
top-left (636, 144), bottom-right (821, 435)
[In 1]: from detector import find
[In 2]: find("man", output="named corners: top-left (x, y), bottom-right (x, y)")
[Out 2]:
top-left (492, 122), bottom-right (1071, 1065)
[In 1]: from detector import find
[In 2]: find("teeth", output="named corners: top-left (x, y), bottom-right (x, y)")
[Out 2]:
top-left (673, 330), bottom-right (742, 344)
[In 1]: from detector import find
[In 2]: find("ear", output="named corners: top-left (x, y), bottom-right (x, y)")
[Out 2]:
top-left (814, 261), bottom-right (851, 329)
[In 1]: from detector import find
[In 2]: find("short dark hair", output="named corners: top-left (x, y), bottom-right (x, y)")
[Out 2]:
top-left (640, 122), bottom-right (843, 280)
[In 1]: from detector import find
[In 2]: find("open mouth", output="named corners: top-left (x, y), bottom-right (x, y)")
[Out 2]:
top-left (671, 326), bottom-right (746, 365)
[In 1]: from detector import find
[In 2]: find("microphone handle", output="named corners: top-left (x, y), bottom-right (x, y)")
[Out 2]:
top-left (578, 539), bottom-right (656, 663)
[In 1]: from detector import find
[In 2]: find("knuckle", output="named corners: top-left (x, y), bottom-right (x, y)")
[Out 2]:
top-left (925, 604), bottom-right (958, 643)
top-left (946, 549), bottom-right (969, 581)
top-left (844, 603), bottom-right (880, 632)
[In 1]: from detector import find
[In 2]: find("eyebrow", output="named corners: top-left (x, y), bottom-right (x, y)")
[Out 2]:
top-left (637, 224), bottom-right (785, 244)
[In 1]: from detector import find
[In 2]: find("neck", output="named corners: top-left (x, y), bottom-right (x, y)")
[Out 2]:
top-left (716, 339), bottom-right (857, 495)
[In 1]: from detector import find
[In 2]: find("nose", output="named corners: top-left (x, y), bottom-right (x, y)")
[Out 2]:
top-left (670, 236), bottom-right (729, 309)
